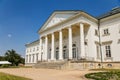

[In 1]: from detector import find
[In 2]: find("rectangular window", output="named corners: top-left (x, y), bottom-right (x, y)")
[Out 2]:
top-left (103, 28), bottom-right (109, 35)
top-left (96, 45), bottom-right (100, 59)
top-left (105, 45), bottom-right (111, 57)
top-left (95, 29), bottom-right (99, 36)
top-left (30, 49), bottom-right (31, 52)
top-left (33, 48), bottom-right (35, 52)
top-left (26, 55), bottom-right (28, 63)
top-left (118, 39), bottom-right (120, 44)
top-left (37, 47), bottom-right (39, 51)
top-left (119, 26), bottom-right (120, 33)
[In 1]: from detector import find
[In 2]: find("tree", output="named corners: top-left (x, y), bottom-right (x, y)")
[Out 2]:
top-left (4, 49), bottom-right (24, 66)
top-left (0, 56), bottom-right (5, 61)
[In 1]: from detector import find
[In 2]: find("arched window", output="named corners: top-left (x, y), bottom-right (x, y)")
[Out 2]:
top-left (63, 46), bottom-right (67, 48)
top-left (107, 64), bottom-right (112, 67)
top-left (72, 44), bottom-right (76, 47)
top-left (56, 47), bottom-right (59, 49)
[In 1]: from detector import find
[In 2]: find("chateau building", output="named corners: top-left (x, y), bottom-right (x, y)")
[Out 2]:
top-left (25, 7), bottom-right (120, 67)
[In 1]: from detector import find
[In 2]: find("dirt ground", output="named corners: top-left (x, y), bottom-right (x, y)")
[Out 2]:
top-left (0, 68), bottom-right (97, 80)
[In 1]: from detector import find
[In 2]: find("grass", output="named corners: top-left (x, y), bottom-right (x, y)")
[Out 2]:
top-left (85, 69), bottom-right (120, 80)
top-left (0, 72), bottom-right (32, 80)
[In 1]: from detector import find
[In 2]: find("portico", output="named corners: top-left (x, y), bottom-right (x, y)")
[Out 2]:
top-left (39, 22), bottom-right (89, 61)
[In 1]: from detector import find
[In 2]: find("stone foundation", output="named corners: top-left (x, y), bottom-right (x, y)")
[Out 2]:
top-left (67, 61), bottom-right (120, 70)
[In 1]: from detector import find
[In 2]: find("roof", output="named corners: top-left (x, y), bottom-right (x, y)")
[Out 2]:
top-left (97, 7), bottom-right (120, 19)
top-left (38, 10), bottom-right (97, 33)
top-left (25, 39), bottom-right (39, 47)
top-left (0, 61), bottom-right (11, 64)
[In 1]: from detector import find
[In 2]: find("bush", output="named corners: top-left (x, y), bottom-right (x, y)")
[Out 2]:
top-left (0, 64), bottom-right (10, 68)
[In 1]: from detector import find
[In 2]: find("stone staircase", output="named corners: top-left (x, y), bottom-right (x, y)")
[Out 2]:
top-left (33, 61), bottom-right (68, 69)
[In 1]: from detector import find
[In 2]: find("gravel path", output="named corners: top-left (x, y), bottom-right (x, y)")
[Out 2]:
top-left (0, 68), bottom-right (96, 80)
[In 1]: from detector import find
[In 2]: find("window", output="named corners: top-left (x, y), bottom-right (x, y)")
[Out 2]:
top-left (118, 39), bottom-right (120, 44)
top-left (103, 28), bottom-right (109, 35)
top-left (72, 44), bottom-right (76, 47)
top-left (95, 29), bottom-right (99, 36)
top-left (85, 39), bottom-right (88, 45)
top-left (118, 25), bottom-right (120, 33)
top-left (105, 45), bottom-right (111, 57)
top-left (33, 48), bottom-right (35, 52)
top-left (96, 45), bottom-right (100, 59)
top-left (56, 47), bottom-right (59, 60)
top-left (107, 64), bottom-right (112, 67)
top-left (37, 47), bottom-right (39, 51)
top-left (72, 48), bottom-right (77, 59)
top-left (32, 54), bottom-right (34, 63)
top-left (26, 49), bottom-right (28, 53)
top-left (30, 49), bottom-right (31, 52)
top-left (26, 55), bottom-right (28, 63)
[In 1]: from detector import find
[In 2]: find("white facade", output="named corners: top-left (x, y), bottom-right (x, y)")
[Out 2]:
top-left (25, 8), bottom-right (120, 65)
top-left (25, 40), bottom-right (39, 64)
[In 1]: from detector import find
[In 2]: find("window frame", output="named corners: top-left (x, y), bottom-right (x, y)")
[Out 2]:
top-left (103, 28), bottom-right (110, 36)
top-left (95, 29), bottom-right (99, 36)
top-left (105, 45), bottom-right (111, 58)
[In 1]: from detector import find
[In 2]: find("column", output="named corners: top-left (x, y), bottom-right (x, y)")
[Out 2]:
top-left (68, 26), bottom-right (72, 59)
top-left (80, 23), bottom-right (85, 58)
top-left (59, 30), bottom-right (63, 60)
top-left (34, 53), bottom-right (37, 63)
top-left (26, 55), bottom-right (28, 63)
top-left (44, 35), bottom-right (48, 60)
top-left (39, 37), bottom-right (42, 61)
top-left (51, 33), bottom-right (55, 60)
top-left (31, 54), bottom-right (33, 63)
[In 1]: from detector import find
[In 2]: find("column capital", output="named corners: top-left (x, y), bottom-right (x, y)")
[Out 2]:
top-left (58, 29), bottom-right (62, 32)
top-left (79, 22), bottom-right (84, 24)
top-left (67, 25), bottom-right (72, 29)
top-left (52, 32), bottom-right (55, 34)
top-left (44, 34), bottom-right (48, 37)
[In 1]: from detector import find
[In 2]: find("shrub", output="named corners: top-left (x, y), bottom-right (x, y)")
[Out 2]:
top-left (0, 64), bottom-right (10, 68)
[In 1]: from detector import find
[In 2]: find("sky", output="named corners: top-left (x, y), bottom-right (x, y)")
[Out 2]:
top-left (0, 0), bottom-right (119, 57)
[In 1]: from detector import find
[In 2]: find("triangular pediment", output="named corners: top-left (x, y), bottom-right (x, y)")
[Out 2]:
top-left (39, 11), bottom-right (80, 33)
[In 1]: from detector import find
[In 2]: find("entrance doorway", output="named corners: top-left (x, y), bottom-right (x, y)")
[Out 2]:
top-left (63, 46), bottom-right (68, 59)
top-left (55, 47), bottom-right (59, 60)
top-left (72, 44), bottom-right (77, 59)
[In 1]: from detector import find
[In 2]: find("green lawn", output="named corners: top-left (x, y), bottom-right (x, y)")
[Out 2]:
top-left (85, 69), bottom-right (120, 80)
top-left (0, 72), bottom-right (32, 80)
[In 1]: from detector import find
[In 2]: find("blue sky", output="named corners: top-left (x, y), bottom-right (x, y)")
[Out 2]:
top-left (0, 0), bottom-right (119, 57)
